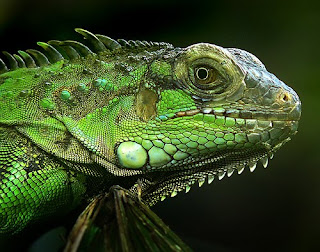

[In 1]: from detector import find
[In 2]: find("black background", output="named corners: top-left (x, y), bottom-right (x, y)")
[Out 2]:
top-left (0, 0), bottom-right (319, 251)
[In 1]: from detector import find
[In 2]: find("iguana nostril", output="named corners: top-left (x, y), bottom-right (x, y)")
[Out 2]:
top-left (280, 91), bottom-right (292, 103)
top-left (282, 93), bottom-right (289, 102)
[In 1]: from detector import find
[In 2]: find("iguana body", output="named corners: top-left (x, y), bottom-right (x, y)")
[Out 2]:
top-left (0, 29), bottom-right (301, 235)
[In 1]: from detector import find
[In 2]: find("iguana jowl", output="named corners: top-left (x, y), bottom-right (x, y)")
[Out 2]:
top-left (0, 29), bottom-right (301, 234)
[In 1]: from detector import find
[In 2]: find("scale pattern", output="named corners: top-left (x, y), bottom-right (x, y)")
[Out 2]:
top-left (0, 29), bottom-right (301, 234)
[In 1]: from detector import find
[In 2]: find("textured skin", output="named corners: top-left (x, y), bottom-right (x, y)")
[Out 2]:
top-left (0, 29), bottom-right (301, 235)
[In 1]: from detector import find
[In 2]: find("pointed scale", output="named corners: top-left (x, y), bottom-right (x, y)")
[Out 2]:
top-left (2, 51), bottom-right (18, 70)
top-left (237, 165), bottom-right (245, 175)
top-left (171, 190), bottom-right (178, 197)
top-left (0, 57), bottom-right (8, 73)
top-left (95, 34), bottom-right (122, 50)
top-left (37, 42), bottom-right (64, 63)
top-left (198, 178), bottom-right (205, 187)
top-left (26, 49), bottom-right (50, 66)
top-left (218, 171), bottom-right (226, 180)
top-left (208, 175), bottom-right (214, 184)
top-left (227, 168), bottom-right (234, 177)
top-left (249, 162), bottom-right (257, 172)
top-left (260, 156), bottom-right (269, 168)
top-left (48, 40), bottom-right (81, 60)
top-left (75, 28), bottom-right (106, 53)
top-left (59, 40), bottom-right (93, 57)
top-left (13, 54), bottom-right (26, 68)
top-left (18, 50), bottom-right (37, 68)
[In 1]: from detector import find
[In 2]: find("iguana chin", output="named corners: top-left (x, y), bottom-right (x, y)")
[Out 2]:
top-left (0, 29), bottom-right (301, 235)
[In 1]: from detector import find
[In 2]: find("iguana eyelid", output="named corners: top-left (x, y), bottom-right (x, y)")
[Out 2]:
top-left (174, 45), bottom-right (245, 101)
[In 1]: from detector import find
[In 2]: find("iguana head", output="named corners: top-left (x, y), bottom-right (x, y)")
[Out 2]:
top-left (111, 42), bottom-right (301, 204)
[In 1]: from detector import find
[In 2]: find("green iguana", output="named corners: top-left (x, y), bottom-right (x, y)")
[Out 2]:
top-left (0, 29), bottom-right (301, 235)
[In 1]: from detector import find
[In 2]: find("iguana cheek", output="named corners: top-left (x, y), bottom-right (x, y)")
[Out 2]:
top-left (117, 142), bottom-right (147, 169)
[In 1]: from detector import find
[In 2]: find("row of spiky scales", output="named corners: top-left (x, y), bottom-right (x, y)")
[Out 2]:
top-left (0, 28), bottom-right (172, 74)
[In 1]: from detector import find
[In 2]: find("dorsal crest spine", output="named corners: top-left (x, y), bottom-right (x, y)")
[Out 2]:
top-left (0, 28), bottom-right (173, 74)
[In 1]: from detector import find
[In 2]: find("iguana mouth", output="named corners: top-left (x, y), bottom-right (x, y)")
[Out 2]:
top-left (135, 104), bottom-right (300, 205)
top-left (173, 103), bottom-right (301, 122)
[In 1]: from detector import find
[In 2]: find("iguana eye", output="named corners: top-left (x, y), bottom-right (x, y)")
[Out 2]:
top-left (175, 44), bottom-right (247, 100)
top-left (194, 65), bottom-right (218, 89)
top-left (195, 67), bottom-right (209, 80)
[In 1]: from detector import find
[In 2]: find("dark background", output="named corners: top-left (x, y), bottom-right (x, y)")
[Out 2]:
top-left (0, 0), bottom-right (319, 251)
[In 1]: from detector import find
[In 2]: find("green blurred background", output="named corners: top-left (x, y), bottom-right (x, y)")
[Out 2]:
top-left (0, 0), bottom-right (319, 251)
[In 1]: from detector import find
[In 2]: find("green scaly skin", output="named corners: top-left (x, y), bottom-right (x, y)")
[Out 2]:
top-left (0, 29), bottom-right (301, 235)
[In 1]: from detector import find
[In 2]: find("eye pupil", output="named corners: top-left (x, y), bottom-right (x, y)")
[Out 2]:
top-left (196, 67), bottom-right (209, 80)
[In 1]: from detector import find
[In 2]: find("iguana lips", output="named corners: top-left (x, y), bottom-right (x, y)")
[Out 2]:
top-left (173, 105), bottom-right (301, 122)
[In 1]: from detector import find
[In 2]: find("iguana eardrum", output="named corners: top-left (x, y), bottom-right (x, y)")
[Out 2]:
top-left (0, 29), bottom-right (301, 235)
